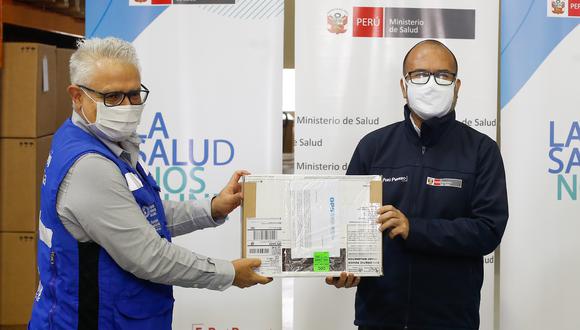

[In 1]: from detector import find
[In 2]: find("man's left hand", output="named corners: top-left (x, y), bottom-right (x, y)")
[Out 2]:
top-left (211, 170), bottom-right (250, 219)
top-left (377, 205), bottom-right (410, 240)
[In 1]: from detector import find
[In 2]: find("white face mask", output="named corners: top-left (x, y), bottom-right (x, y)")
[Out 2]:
top-left (81, 92), bottom-right (144, 142)
top-left (405, 78), bottom-right (455, 120)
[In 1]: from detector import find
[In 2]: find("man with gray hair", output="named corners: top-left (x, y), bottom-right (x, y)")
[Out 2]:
top-left (29, 37), bottom-right (270, 330)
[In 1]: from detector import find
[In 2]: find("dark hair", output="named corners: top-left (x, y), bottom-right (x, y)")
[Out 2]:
top-left (402, 39), bottom-right (458, 75)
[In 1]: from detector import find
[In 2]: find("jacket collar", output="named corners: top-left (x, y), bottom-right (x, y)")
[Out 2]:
top-left (403, 104), bottom-right (456, 147)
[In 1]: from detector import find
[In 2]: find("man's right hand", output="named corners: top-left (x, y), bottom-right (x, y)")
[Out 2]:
top-left (325, 272), bottom-right (360, 288)
top-left (232, 258), bottom-right (272, 288)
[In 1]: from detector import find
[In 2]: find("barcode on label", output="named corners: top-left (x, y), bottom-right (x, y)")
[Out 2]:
top-left (249, 248), bottom-right (270, 254)
top-left (252, 229), bottom-right (278, 240)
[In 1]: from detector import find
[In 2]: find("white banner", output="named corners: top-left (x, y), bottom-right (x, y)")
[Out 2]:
top-left (88, 1), bottom-right (284, 329)
top-left (500, 1), bottom-right (580, 329)
top-left (294, 1), bottom-right (499, 329)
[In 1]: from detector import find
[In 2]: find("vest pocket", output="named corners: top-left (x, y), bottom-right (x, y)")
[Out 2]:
top-left (114, 284), bottom-right (174, 330)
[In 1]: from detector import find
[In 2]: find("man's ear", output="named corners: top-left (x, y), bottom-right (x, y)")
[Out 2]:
top-left (454, 78), bottom-right (461, 98)
top-left (400, 78), bottom-right (408, 100)
top-left (67, 85), bottom-right (83, 112)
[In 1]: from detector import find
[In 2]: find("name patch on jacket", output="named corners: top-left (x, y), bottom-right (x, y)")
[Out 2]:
top-left (426, 177), bottom-right (462, 188)
top-left (383, 176), bottom-right (408, 183)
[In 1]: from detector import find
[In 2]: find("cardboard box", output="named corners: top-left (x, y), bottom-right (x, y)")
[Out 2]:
top-left (55, 48), bottom-right (75, 129)
top-left (0, 232), bottom-right (37, 326)
top-left (1, 42), bottom-right (57, 138)
top-left (0, 136), bottom-right (52, 232)
top-left (242, 175), bottom-right (383, 277)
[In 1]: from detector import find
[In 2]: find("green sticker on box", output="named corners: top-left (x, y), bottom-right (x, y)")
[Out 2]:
top-left (313, 251), bottom-right (330, 272)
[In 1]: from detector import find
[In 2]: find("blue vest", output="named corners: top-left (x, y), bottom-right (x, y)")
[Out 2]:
top-left (29, 120), bottom-right (174, 330)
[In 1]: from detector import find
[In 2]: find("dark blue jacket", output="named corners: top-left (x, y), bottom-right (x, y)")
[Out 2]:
top-left (348, 106), bottom-right (508, 330)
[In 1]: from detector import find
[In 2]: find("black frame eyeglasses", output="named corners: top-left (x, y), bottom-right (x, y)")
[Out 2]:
top-left (78, 84), bottom-right (150, 107)
top-left (405, 70), bottom-right (457, 86)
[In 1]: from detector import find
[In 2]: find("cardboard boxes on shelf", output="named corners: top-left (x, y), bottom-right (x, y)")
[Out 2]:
top-left (0, 136), bottom-right (52, 232)
top-left (0, 232), bottom-right (37, 326)
top-left (0, 27), bottom-right (78, 330)
top-left (1, 42), bottom-right (57, 138)
top-left (55, 48), bottom-right (75, 129)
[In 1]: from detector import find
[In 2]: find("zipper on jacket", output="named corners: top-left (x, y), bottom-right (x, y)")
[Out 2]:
top-left (48, 251), bottom-right (57, 329)
top-left (405, 145), bottom-right (426, 329)
top-left (404, 260), bottom-right (413, 330)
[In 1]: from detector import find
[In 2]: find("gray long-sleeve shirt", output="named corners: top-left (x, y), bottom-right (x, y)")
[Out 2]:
top-left (56, 111), bottom-right (235, 290)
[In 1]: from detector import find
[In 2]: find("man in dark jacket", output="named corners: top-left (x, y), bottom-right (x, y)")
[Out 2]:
top-left (326, 40), bottom-right (508, 330)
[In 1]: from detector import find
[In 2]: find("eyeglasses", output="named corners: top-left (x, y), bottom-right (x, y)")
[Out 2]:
top-left (405, 70), bottom-right (457, 86)
top-left (78, 84), bottom-right (150, 107)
